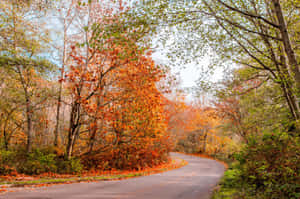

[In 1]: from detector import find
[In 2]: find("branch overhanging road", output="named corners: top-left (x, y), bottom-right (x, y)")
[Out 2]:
top-left (1, 153), bottom-right (225, 199)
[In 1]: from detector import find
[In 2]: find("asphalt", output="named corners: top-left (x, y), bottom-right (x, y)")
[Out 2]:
top-left (0, 153), bottom-right (225, 199)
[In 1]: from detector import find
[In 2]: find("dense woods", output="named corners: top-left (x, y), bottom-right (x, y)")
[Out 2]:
top-left (0, 0), bottom-right (299, 198)
top-left (0, 0), bottom-right (172, 174)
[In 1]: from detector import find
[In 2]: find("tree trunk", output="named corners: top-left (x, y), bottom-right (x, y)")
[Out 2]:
top-left (54, 21), bottom-right (68, 147)
top-left (66, 102), bottom-right (80, 160)
top-left (273, 0), bottom-right (300, 99)
top-left (275, 49), bottom-right (300, 120)
top-left (54, 88), bottom-right (62, 147)
top-left (3, 117), bottom-right (9, 150)
top-left (66, 126), bottom-right (75, 160)
top-left (3, 129), bottom-right (8, 151)
top-left (281, 81), bottom-right (298, 120)
top-left (88, 126), bottom-right (97, 154)
top-left (202, 132), bottom-right (207, 153)
top-left (25, 96), bottom-right (33, 152)
top-left (88, 90), bottom-right (104, 153)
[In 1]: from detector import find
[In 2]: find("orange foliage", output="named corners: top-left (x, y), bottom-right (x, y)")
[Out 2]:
top-left (165, 99), bottom-right (231, 155)
top-left (78, 47), bottom-right (171, 169)
top-left (63, 0), bottom-right (171, 169)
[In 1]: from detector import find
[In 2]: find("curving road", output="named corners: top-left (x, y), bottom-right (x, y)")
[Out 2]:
top-left (0, 153), bottom-right (225, 199)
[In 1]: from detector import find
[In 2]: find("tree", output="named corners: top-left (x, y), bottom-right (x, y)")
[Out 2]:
top-left (64, 0), bottom-right (159, 159)
top-left (0, 0), bottom-right (55, 152)
top-left (0, 0), bottom-right (172, 173)
top-left (0, 70), bottom-right (22, 150)
top-left (138, 0), bottom-right (300, 124)
top-left (215, 66), bottom-right (292, 141)
top-left (53, 0), bottom-right (78, 147)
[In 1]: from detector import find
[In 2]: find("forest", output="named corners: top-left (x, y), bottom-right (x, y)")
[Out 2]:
top-left (0, 0), bottom-right (299, 199)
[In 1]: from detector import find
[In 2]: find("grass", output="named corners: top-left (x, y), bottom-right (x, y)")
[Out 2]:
top-left (211, 167), bottom-right (240, 199)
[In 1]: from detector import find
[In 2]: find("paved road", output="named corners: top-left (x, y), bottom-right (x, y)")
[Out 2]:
top-left (0, 153), bottom-right (225, 199)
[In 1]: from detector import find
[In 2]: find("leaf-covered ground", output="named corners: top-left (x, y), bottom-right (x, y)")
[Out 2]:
top-left (0, 157), bottom-right (187, 194)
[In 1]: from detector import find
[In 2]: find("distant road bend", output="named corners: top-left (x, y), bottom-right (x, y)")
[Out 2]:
top-left (1, 153), bottom-right (225, 199)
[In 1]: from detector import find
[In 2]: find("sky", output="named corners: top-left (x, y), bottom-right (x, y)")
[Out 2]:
top-left (152, 50), bottom-right (225, 102)
top-left (152, 51), bottom-right (202, 87)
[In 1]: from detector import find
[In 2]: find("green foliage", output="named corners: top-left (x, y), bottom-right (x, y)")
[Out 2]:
top-left (0, 150), bottom-right (16, 175)
top-left (236, 132), bottom-right (300, 198)
top-left (214, 132), bottom-right (300, 199)
top-left (0, 148), bottom-right (83, 175)
top-left (0, 56), bottom-right (56, 75)
top-left (17, 149), bottom-right (57, 175)
top-left (55, 157), bottom-right (83, 174)
top-left (212, 166), bottom-right (242, 199)
top-left (221, 167), bottom-right (241, 188)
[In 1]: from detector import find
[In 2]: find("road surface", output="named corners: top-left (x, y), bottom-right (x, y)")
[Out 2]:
top-left (0, 153), bottom-right (225, 199)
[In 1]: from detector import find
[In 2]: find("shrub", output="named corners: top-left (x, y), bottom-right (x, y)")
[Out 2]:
top-left (1, 148), bottom-right (83, 175)
top-left (236, 132), bottom-right (300, 199)
top-left (82, 141), bottom-right (170, 170)
top-left (212, 166), bottom-right (243, 199)
top-left (16, 149), bottom-right (57, 175)
top-left (55, 157), bottom-right (83, 174)
top-left (0, 150), bottom-right (16, 175)
top-left (220, 167), bottom-right (241, 188)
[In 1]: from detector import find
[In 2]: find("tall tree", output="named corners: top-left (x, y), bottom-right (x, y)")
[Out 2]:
top-left (64, 0), bottom-right (145, 159)
top-left (53, 0), bottom-right (78, 147)
top-left (0, 0), bottom-right (54, 152)
top-left (139, 0), bottom-right (300, 123)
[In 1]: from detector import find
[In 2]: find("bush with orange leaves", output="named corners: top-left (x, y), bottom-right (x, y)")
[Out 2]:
top-left (80, 52), bottom-right (171, 170)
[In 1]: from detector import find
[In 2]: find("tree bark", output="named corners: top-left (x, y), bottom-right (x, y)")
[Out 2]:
top-left (54, 86), bottom-right (62, 147)
top-left (273, 0), bottom-right (300, 93)
top-left (202, 132), bottom-right (207, 153)
top-left (66, 102), bottom-right (81, 159)
top-left (279, 53), bottom-right (300, 120)
top-left (54, 18), bottom-right (68, 147)
top-left (25, 95), bottom-right (33, 152)
top-left (3, 129), bottom-right (8, 151)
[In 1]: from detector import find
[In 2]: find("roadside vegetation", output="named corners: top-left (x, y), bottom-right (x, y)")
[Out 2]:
top-left (0, 1), bottom-right (299, 198)
top-left (0, 0), bottom-right (172, 180)
top-left (0, 157), bottom-right (187, 192)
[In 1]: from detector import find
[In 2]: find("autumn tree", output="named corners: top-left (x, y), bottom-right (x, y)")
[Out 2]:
top-left (0, 0), bottom-right (173, 174)
top-left (87, 50), bottom-right (171, 169)
top-left (63, 0), bottom-right (168, 162)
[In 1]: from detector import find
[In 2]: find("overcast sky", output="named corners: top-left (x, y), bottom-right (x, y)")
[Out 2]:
top-left (152, 49), bottom-right (225, 102)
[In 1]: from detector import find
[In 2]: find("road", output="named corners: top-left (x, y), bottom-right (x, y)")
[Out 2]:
top-left (0, 153), bottom-right (225, 199)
